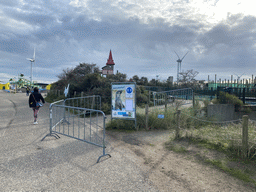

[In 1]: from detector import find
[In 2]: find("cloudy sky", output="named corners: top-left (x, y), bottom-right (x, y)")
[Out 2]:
top-left (0, 0), bottom-right (255, 84)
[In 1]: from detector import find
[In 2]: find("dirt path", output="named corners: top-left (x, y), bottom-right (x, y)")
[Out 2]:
top-left (106, 130), bottom-right (256, 191)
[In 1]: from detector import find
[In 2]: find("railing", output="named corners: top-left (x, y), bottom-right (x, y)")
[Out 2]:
top-left (152, 88), bottom-right (193, 107)
top-left (41, 96), bottom-right (111, 163)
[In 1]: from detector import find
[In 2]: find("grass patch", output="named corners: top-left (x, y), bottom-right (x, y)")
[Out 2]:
top-left (164, 140), bottom-right (188, 153)
top-left (205, 159), bottom-right (256, 186)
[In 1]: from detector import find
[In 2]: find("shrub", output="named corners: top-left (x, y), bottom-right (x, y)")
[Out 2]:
top-left (106, 107), bottom-right (177, 131)
top-left (106, 119), bottom-right (137, 131)
top-left (101, 102), bottom-right (111, 115)
top-left (212, 91), bottom-right (243, 109)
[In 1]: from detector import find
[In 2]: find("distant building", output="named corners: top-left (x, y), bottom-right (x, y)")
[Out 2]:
top-left (102, 50), bottom-right (115, 75)
top-left (167, 76), bottom-right (173, 84)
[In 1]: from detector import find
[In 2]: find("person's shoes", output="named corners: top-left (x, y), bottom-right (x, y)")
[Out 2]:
top-left (33, 121), bottom-right (38, 125)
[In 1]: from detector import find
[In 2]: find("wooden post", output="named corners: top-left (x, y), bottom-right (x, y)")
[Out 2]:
top-left (145, 104), bottom-right (149, 130)
top-left (242, 115), bottom-right (249, 159)
top-left (74, 91), bottom-right (76, 98)
top-left (58, 90), bottom-right (60, 97)
top-left (176, 110), bottom-right (181, 139)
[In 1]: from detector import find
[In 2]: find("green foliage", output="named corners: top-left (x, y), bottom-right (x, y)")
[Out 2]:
top-left (136, 86), bottom-right (149, 107)
top-left (212, 91), bottom-right (243, 107)
top-left (106, 119), bottom-right (137, 131)
top-left (106, 107), bottom-right (177, 131)
top-left (44, 91), bottom-right (66, 103)
top-left (101, 102), bottom-right (111, 115)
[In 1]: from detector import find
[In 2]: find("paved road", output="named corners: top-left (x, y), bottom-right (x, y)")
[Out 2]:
top-left (0, 90), bottom-right (158, 191)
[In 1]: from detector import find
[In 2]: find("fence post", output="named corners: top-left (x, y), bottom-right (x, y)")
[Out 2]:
top-left (242, 115), bottom-right (249, 159)
top-left (242, 88), bottom-right (245, 104)
top-left (145, 104), bottom-right (149, 130)
top-left (176, 110), bottom-right (181, 139)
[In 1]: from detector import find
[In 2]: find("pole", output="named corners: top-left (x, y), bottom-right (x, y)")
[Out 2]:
top-left (242, 115), bottom-right (248, 159)
top-left (176, 110), bottom-right (181, 139)
top-left (145, 104), bottom-right (149, 130)
top-left (30, 61), bottom-right (32, 87)
top-left (215, 74), bottom-right (217, 90)
top-left (231, 75), bottom-right (233, 88)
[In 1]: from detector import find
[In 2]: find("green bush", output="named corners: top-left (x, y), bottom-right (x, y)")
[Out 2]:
top-left (212, 91), bottom-right (243, 107)
top-left (101, 102), bottom-right (111, 115)
top-left (45, 92), bottom-right (66, 103)
top-left (106, 119), bottom-right (137, 131)
top-left (106, 108), bottom-right (177, 131)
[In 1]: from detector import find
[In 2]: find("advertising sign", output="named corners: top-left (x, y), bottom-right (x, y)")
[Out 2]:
top-left (111, 83), bottom-right (136, 119)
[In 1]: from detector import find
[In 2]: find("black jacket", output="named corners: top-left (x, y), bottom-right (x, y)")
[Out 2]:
top-left (29, 92), bottom-right (45, 108)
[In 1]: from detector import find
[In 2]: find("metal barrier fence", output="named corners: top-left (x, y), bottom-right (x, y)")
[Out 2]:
top-left (64, 95), bottom-right (101, 110)
top-left (42, 96), bottom-right (110, 163)
top-left (152, 88), bottom-right (193, 107)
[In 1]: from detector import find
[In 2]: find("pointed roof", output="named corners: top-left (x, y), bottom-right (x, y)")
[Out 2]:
top-left (106, 50), bottom-right (115, 65)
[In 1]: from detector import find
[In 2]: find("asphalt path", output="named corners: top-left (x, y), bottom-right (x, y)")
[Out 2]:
top-left (0, 90), bottom-right (158, 191)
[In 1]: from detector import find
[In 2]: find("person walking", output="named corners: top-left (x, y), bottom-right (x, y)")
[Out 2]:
top-left (26, 86), bottom-right (30, 96)
top-left (29, 87), bottom-right (45, 124)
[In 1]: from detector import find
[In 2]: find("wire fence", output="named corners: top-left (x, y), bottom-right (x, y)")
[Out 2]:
top-left (137, 99), bottom-right (256, 160)
top-left (176, 109), bottom-right (256, 160)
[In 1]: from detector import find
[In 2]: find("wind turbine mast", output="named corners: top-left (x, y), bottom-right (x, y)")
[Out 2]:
top-left (27, 48), bottom-right (36, 87)
top-left (174, 51), bottom-right (189, 83)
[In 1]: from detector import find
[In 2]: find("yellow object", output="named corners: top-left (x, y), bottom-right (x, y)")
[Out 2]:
top-left (0, 82), bottom-right (10, 90)
top-left (46, 84), bottom-right (52, 90)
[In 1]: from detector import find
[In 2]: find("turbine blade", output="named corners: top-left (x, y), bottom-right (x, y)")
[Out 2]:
top-left (240, 72), bottom-right (245, 77)
top-left (181, 51), bottom-right (189, 61)
top-left (26, 58), bottom-right (31, 60)
top-left (174, 51), bottom-right (180, 59)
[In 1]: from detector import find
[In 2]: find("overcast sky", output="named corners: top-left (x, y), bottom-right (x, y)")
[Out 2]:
top-left (0, 0), bottom-right (255, 84)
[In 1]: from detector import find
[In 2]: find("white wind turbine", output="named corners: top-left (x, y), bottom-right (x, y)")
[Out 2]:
top-left (174, 51), bottom-right (189, 83)
top-left (234, 72), bottom-right (245, 83)
top-left (27, 48), bottom-right (36, 87)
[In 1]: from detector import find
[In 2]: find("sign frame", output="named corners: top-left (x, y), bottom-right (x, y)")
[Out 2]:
top-left (111, 82), bottom-right (136, 128)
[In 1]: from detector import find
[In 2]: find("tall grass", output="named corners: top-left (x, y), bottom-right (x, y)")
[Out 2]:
top-left (106, 102), bottom-right (256, 161)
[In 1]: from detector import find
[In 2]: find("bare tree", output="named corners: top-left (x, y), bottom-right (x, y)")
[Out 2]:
top-left (179, 69), bottom-right (199, 84)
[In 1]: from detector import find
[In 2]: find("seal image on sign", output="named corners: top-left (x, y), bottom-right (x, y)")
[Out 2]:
top-left (115, 90), bottom-right (125, 110)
